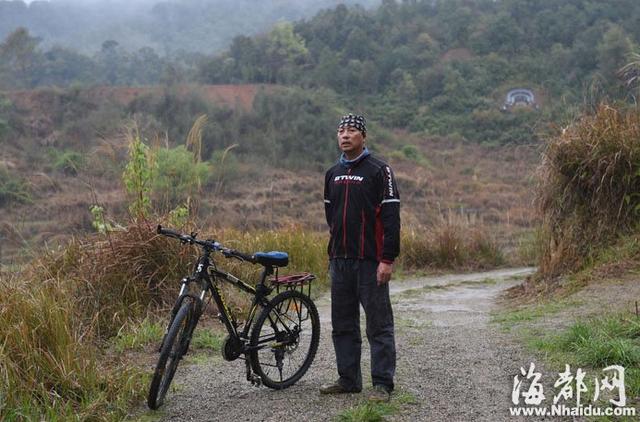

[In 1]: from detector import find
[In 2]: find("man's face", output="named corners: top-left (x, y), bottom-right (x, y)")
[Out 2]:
top-left (337, 125), bottom-right (365, 155)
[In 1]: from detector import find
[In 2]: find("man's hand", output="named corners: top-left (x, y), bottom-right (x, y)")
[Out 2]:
top-left (377, 262), bottom-right (393, 285)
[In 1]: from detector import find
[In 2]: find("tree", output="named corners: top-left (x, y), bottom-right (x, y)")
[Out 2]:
top-left (0, 27), bottom-right (42, 88)
top-left (130, 47), bottom-right (163, 85)
top-left (41, 47), bottom-right (96, 86)
top-left (597, 25), bottom-right (635, 89)
top-left (96, 40), bottom-right (126, 85)
top-left (265, 23), bottom-right (309, 83)
top-left (153, 146), bottom-right (211, 209)
top-left (620, 52), bottom-right (640, 96)
top-left (0, 95), bottom-right (11, 140)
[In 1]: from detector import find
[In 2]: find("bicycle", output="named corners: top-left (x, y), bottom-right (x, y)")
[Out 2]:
top-left (147, 225), bottom-right (320, 410)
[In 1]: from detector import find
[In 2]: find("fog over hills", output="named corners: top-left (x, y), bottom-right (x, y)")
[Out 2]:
top-left (0, 0), bottom-right (381, 55)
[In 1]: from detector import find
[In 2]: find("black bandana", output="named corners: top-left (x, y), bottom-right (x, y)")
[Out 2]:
top-left (338, 113), bottom-right (366, 135)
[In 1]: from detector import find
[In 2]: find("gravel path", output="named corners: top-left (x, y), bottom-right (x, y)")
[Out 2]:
top-left (149, 268), bottom-right (554, 421)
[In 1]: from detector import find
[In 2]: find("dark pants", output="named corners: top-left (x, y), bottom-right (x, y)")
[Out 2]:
top-left (330, 258), bottom-right (396, 392)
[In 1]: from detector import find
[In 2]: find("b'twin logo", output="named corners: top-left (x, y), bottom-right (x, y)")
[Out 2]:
top-left (385, 166), bottom-right (394, 197)
top-left (334, 175), bottom-right (364, 182)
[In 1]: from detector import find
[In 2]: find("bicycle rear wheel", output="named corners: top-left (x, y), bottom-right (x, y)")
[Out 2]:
top-left (249, 289), bottom-right (320, 389)
top-left (147, 300), bottom-right (197, 409)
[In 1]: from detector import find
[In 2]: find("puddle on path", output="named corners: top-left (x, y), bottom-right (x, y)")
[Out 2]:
top-left (317, 268), bottom-right (535, 326)
top-left (391, 267), bottom-right (535, 327)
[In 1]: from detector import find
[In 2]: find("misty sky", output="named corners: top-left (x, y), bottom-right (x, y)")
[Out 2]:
top-left (1, 0), bottom-right (381, 55)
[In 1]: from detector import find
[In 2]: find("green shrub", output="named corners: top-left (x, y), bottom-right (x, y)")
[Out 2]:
top-left (390, 144), bottom-right (430, 167)
top-left (50, 149), bottom-right (85, 176)
top-left (515, 227), bottom-right (547, 266)
top-left (89, 204), bottom-right (114, 233)
top-left (153, 145), bottom-right (211, 209)
top-left (0, 95), bottom-right (12, 140)
top-left (209, 146), bottom-right (241, 191)
top-left (0, 167), bottom-right (31, 206)
top-left (123, 132), bottom-right (153, 219)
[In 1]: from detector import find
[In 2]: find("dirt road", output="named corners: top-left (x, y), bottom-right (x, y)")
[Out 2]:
top-left (150, 268), bottom-right (549, 421)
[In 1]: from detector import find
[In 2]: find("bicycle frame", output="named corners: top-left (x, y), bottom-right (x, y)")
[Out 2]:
top-left (150, 225), bottom-right (319, 402)
top-left (165, 248), bottom-right (276, 354)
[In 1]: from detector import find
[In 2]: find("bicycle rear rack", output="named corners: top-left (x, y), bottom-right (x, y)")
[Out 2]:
top-left (269, 271), bottom-right (315, 298)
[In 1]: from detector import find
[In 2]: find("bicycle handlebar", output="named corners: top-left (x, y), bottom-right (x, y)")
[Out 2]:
top-left (156, 225), bottom-right (256, 264)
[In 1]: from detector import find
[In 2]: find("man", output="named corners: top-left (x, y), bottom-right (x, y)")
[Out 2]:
top-left (320, 113), bottom-right (400, 402)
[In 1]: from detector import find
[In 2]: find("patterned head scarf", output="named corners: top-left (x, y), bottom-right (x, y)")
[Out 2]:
top-left (338, 113), bottom-right (366, 136)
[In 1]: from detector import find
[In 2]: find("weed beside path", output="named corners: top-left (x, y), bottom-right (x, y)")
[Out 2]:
top-left (495, 272), bottom-right (640, 420)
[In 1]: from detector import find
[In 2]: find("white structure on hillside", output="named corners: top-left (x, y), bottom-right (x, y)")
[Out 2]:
top-left (501, 89), bottom-right (538, 111)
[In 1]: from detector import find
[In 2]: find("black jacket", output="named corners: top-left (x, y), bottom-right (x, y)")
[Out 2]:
top-left (324, 153), bottom-right (400, 263)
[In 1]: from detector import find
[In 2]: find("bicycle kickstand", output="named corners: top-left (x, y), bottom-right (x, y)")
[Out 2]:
top-left (245, 358), bottom-right (262, 387)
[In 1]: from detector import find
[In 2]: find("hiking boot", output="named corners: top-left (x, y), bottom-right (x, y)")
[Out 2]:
top-left (319, 381), bottom-right (361, 394)
top-left (367, 385), bottom-right (391, 402)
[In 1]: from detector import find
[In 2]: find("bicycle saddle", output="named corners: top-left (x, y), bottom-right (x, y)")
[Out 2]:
top-left (254, 251), bottom-right (289, 267)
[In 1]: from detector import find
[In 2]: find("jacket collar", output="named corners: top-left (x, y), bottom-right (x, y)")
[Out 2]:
top-left (339, 147), bottom-right (370, 168)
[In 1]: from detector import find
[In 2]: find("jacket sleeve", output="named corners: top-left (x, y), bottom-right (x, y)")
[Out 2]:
top-left (379, 165), bottom-right (400, 263)
top-left (324, 170), bottom-right (332, 228)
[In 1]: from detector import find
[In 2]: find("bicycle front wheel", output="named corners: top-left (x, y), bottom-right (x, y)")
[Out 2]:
top-left (249, 289), bottom-right (320, 389)
top-left (147, 300), bottom-right (197, 409)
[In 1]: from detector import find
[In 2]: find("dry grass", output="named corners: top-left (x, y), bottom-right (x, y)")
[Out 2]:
top-left (400, 215), bottom-right (504, 271)
top-left (0, 220), bottom-right (329, 419)
top-left (0, 273), bottom-right (145, 420)
top-left (536, 104), bottom-right (640, 278)
top-left (35, 222), bottom-right (191, 339)
top-left (0, 215), bottom-right (507, 418)
top-left (33, 221), bottom-right (329, 338)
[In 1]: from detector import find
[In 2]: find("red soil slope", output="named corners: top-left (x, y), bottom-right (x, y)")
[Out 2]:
top-left (6, 84), bottom-right (277, 112)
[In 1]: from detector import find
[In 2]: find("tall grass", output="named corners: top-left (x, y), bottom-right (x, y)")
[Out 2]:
top-left (35, 222), bottom-right (328, 338)
top-left (399, 216), bottom-right (504, 270)
top-left (0, 275), bottom-right (145, 420)
top-left (0, 217), bottom-right (505, 419)
top-left (38, 223), bottom-right (192, 339)
top-left (212, 226), bottom-right (328, 285)
top-left (0, 221), bottom-right (328, 419)
top-left (537, 104), bottom-right (640, 277)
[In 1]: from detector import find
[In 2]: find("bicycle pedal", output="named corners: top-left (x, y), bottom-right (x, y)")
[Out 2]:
top-left (250, 374), bottom-right (262, 387)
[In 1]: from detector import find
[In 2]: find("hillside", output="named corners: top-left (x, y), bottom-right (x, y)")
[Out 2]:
top-left (6, 83), bottom-right (275, 112)
top-left (0, 83), bottom-right (539, 264)
top-left (198, 0), bottom-right (640, 143)
top-left (3, 0), bottom-right (638, 146)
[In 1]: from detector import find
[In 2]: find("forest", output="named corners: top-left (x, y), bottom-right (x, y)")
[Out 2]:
top-left (1, 0), bottom-right (638, 147)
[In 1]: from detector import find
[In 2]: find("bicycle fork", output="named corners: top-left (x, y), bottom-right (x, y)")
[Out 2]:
top-left (159, 277), bottom-right (203, 352)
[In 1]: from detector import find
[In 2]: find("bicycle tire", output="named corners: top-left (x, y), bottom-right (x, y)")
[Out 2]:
top-left (147, 300), bottom-right (196, 409)
top-left (249, 289), bottom-right (320, 389)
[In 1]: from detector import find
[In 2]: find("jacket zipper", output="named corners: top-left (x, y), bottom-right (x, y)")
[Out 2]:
top-left (360, 209), bottom-right (365, 258)
top-left (342, 168), bottom-right (351, 257)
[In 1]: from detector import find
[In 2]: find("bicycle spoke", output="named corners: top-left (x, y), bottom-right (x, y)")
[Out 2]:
top-left (249, 290), bottom-right (319, 389)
